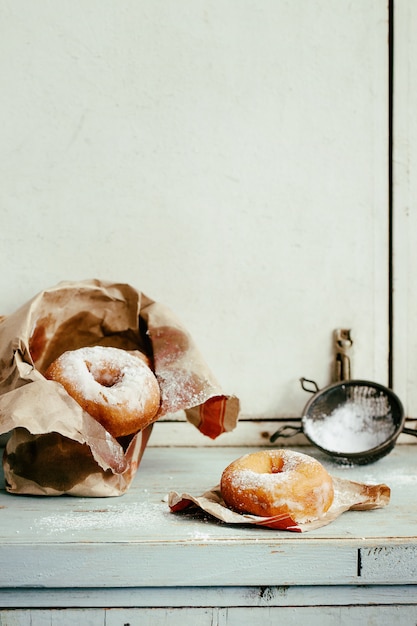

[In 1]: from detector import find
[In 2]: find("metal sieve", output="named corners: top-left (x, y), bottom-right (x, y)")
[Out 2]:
top-left (270, 377), bottom-right (417, 465)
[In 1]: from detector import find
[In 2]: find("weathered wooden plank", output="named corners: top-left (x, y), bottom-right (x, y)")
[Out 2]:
top-left (3, 605), bottom-right (417, 626)
top-left (1, 584), bottom-right (417, 609)
top-left (106, 608), bottom-right (215, 626)
top-left (1, 446), bottom-right (416, 545)
top-left (1, 605), bottom-right (417, 626)
top-left (217, 606), bottom-right (417, 626)
top-left (0, 538), bottom-right (416, 588)
top-left (0, 610), bottom-right (104, 626)
top-left (359, 546), bottom-right (417, 583)
top-left (0, 542), bottom-right (358, 588)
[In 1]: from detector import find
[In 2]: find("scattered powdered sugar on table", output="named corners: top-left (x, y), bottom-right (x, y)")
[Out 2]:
top-left (360, 468), bottom-right (417, 486)
top-left (304, 398), bottom-right (397, 453)
top-left (36, 501), bottom-right (167, 534)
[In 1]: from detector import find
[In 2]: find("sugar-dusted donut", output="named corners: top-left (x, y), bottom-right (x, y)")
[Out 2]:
top-left (220, 449), bottom-right (334, 522)
top-left (45, 346), bottom-right (161, 438)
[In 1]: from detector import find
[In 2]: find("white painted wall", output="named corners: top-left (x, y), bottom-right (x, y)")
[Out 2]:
top-left (0, 1), bottom-right (389, 420)
top-left (393, 0), bottom-right (417, 418)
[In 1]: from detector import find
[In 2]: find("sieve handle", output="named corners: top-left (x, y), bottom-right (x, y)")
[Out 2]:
top-left (402, 426), bottom-right (417, 438)
top-left (270, 424), bottom-right (302, 443)
top-left (300, 377), bottom-right (320, 394)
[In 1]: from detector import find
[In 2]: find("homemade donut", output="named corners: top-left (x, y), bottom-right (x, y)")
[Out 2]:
top-left (220, 449), bottom-right (334, 522)
top-left (45, 346), bottom-right (161, 438)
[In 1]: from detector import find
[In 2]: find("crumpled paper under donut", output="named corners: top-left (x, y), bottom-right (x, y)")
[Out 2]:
top-left (168, 476), bottom-right (390, 532)
top-left (0, 279), bottom-right (240, 496)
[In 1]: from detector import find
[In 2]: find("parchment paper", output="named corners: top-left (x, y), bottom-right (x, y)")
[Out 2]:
top-left (168, 475), bottom-right (390, 532)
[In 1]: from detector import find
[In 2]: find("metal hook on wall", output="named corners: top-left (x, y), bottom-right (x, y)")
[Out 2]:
top-left (334, 328), bottom-right (353, 382)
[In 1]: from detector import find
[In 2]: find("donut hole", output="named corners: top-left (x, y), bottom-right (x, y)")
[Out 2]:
top-left (251, 455), bottom-right (284, 475)
top-left (270, 458), bottom-right (284, 474)
top-left (86, 361), bottom-right (122, 388)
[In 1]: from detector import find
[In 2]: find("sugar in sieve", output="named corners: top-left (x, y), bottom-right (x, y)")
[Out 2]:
top-left (270, 377), bottom-right (417, 465)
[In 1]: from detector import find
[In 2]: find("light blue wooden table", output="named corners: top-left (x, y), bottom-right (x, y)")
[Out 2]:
top-left (0, 444), bottom-right (416, 625)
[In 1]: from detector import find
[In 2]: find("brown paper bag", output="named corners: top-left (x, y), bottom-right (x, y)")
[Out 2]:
top-left (0, 279), bottom-right (240, 496)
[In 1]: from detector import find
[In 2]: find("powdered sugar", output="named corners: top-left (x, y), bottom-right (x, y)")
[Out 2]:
top-left (36, 501), bottom-right (166, 535)
top-left (57, 346), bottom-right (155, 410)
top-left (304, 399), bottom-right (397, 453)
top-left (231, 469), bottom-right (292, 493)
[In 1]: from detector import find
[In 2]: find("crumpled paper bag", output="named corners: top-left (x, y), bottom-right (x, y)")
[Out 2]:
top-left (0, 279), bottom-right (240, 496)
top-left (168, 475), bottom-right (390, 532)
